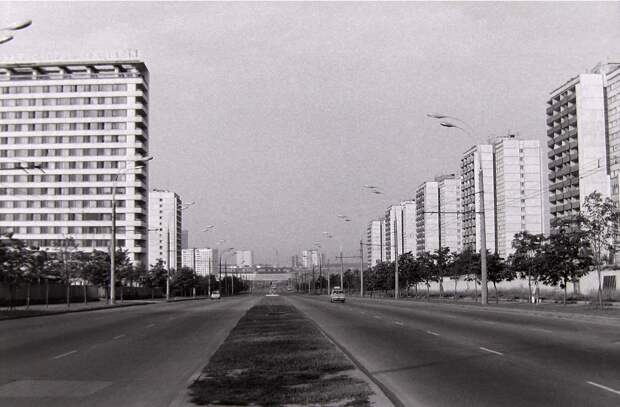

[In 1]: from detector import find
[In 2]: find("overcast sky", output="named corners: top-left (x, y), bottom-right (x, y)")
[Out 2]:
top-left (1, 1), bottom-right (619, 264)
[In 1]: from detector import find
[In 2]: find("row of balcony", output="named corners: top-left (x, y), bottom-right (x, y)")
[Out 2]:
top-left (547, 128), bottom-right (578, 147)
top-left (549, 164), bottom-right (579, 180)
top-left (547, 140), bottom-right (578, 157)
top-left (549, 176), bottom-right (580, 192)
top-left (550, 200), bottom-right (580, 213)
top-left (546, 104), bottom-right (577, 125)
top-left (546, 116), bottom-right (578, 136)
top-left (547, 152), bottom-right (579, 169)
top-left (549, 188), bottom-right (579, 203)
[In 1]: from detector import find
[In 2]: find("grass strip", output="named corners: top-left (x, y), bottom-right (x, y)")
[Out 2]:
top-left (189, 296), bottom-right (373, 406)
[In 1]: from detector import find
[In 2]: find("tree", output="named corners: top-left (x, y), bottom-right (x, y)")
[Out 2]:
top-left (486, 253), bottom-right (512, 303)
top-left (0, 233), bottom-right (28, 309)
top-left (399, 252), bottom-right (422, 297)
top-left (142, 259), bottom-right (168, 298)
top-left (580, 191), bottom-right (619, 308)
top-left (416, 251), bottom-right (436, 299)
top-left (432, 247), bottom-right (453, 298)
top-left (542, 228), bottom-right (591, 305)
top-left (510, 232), bottom-right (545, 303)
top-left (451, 249), bottom-right (477, 298)
top-left (172, 267), bottom-right (198, 296)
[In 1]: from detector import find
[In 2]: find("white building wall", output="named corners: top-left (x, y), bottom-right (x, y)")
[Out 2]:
top-left (367, 219), bottom-right (383, 267)
top-left (401, 200), bottom-right (416, 255)
top-left (182, 248), bottom-right (217, 277)
top-left (236, 250), bottom-right (253, 267)
top-left (438, 177), bottom-right (460, 253)
top-left (148, 190), bottom-right (182, 270)
top-left (416, 182), bottom-right (439, 253)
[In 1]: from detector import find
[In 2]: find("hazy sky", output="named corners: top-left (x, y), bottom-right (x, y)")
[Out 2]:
top-left (1, 1), bottom-right (619, 264)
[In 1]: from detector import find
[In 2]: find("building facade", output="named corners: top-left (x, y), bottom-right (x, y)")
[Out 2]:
top-left (461, 144), bottom-right (496, 253)
top-left (494, 136), bottom-right (544, 258)
top-left (236, 250), bottom-right (253, 267)
top-left (437, 174), bottom-right (461, 253)
top-left (366, 219), bottom-right (383, 267)
top-left (415, 181), bottom-right (440, 253)
top-left (148, 189), bottom-right (182, 270)
top-left (401, 200), bottom-right (417, 255)
top-left (181, 247), bottom-right (218, 277)
top-left (384, 204), bottom-right (403, 262)
top-left (0, 56), bottom-right (150, 266)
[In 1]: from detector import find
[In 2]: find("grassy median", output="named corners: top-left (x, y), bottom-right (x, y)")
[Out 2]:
top-left (189, 296), bottom-right (373, 406)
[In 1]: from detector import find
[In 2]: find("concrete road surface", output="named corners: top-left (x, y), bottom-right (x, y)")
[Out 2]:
top-left (288, 295), bottom-right (620, 407)
top-left (0, 295), bottom-right (258, 407)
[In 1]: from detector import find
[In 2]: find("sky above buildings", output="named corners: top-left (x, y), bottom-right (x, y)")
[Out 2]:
top-left (1, 2), bottom-right (619, 264)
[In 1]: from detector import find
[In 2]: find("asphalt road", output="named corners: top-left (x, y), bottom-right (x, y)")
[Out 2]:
top-left (0, 295), bottom-right (259, 407)
top-left (288, 295), bottom-right (620, 407)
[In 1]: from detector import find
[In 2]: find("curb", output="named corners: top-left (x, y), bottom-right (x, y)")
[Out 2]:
top-left (288, 297), bottom-right (402, 407)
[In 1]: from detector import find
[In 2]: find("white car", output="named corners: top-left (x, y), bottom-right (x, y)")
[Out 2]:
top-left (330, 287), bottom-right (345, 303)
top-left (210, 290), bottom-right (221, 300)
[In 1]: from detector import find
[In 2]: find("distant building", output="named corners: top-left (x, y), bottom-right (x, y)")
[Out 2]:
top-left (401, 200), bottom-right (417, 255)
top-left (461, 144), bottom-right (496, 253)
top-left (236, 250), bottom-right (253, 267)
top-left (181, 248), bottom-right (218, 277)
top-left (148, 189), bottom-right (182, 270)
top-left (437, 174), bottom-right (461, 253)
top-left (0, 56), bottom-right (150, 266)
top-left (494, 136), bottom-right (544, 258)
top-left (366, 219), bottom-right (383, 267)
top-left (415, 181), bottom-right (440, 253)
top-left (384, 204), bottom-right (403, 261)
top-left (181, 229), bottom-right (189, 249)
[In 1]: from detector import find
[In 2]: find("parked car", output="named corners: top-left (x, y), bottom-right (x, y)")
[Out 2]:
top-left (210, 290), bottom-right (221, 300)
top-left (330, 287), bottom-right (345, 303)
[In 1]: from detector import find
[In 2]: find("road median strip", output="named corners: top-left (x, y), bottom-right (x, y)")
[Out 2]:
top-left (187, 296), bottom-right (379, 406)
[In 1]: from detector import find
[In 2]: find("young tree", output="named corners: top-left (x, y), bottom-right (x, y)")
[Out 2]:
top-left (432, 247), bottom-right (453, 298)
top-left (143, 259), bottom-right (167, 298)
top-left (398, 252), bottom-right (421, 297)
top-left (486, 252), bottom-right (511, 303)
top-left (416, 251), bottom-right (436, 299)
top-left (580, 192), bottom-right (619, 308)
top-left (451, 249), bottom-right (476, 298)
top-left (0, 234), bottom-right (28, 309)
top-left (510, 232), bottom-right (545, 303)
top-left (542, 228), bottom-right (591, 305)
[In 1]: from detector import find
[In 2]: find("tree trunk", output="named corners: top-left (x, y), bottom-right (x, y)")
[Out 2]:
top-left (439, 278), bottom-right (444, 298)
top-left (83, 285), bottom-right (87, 304)
top-left (454, 278), bottom-right (458, 299)
top-left (120, 285), bottom-right (124, 303)
top-left (493, 281), bottom-right (498, 304)
top-left (26, 283), bottom-right (31, 310)
top-left (473, 276), bottom-right (478, 302)
top-left (563, 280), bottom-right (567, 306)
top-left (66, 282), bottom-right (70, 308)
top-left (45, 280), bottom-right (49, 308)
top-left (597, 261), bottom-right (603, 309)
top-left (151, 288), bottom-right (155, 299)
top-left (426, 283), bottom-right (430, 300)
top-left (527, 272), bottom-right (533, 304)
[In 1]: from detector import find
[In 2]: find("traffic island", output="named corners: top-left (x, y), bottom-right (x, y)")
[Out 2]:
top-left (188, 296), bottom-right (379, 406)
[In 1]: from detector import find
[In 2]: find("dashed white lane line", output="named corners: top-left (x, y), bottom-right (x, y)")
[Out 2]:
top-left (426, 330), bottom-right (440, 336)
top-left (373, 315), bottom-right (381, 319)
top-left (146, 323), bottom-right (155, 328)
top-left (395, 321), bottom-right (404, 326)
top-left (587, 381), bottom-right (620, 396)
top-left (529, 327), bottom-right (552, 333)
top-left (479, 347), bottom-right (504, 356)
top-left (113, 334), bottom-right (126, 340)
top-left (52, 350), bottom-right (77, 360)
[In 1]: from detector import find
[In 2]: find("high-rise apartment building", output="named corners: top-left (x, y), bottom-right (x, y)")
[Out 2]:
top-left (384, 204), bottom-right (403, 262)
top-left (415, 181), bottom-right (439, 253)
top-left (401, 200), bottom-right (416, 255)
top-left (494, 136), bottom-right (544, 258)
top-left (0, 55), bottom-right (149, 266)
top-left (236, 250), bottom-right (253, 267)
top-left (547, 70), bottom-right (610, 226)
top-left (461, 145), bottom-right (496, 253)
top-left (181, 229), bottom-right (189, 249)
top-left (147, 189), bottom-right (182, 270)
top-left (437, 174), bottom-right (461, 253)
top-left (366, 219), bottom-right (383, 267)
top-left (181, 248), bottom-right (218, 277)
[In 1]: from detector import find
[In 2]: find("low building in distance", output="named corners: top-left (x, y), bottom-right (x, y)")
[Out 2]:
top-left (236, 250), bottom-right (253, 267)
top-left (181, 248), bottom-right (218, 277)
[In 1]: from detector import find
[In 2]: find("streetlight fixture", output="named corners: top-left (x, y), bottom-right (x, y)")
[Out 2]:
top-left (110, 156), bottom-right (153, 305)
top-left (0, 19), bottom-right (32, 46)
top-left (429, 113), bottom-right (489, 305)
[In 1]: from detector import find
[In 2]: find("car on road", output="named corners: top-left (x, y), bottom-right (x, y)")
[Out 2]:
top-left (330, 287), bottom-right (345, 303)
top-left (210, 290), bottom-right (221, 300)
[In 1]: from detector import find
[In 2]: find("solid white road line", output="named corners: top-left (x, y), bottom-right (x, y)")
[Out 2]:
top-left (52, 350), bottom-right (77, 359)
top-left (426, 330), bottom-right (440, 336)
top-left (479, 347), bottom-right (504, 356)
top-left (113, 334), bottom-right (126, 340)
top-left (587, 381), bottom-right (620, 396)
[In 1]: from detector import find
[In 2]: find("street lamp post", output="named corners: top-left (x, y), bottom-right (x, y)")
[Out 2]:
top-left (110, 157), bottom-right (152, 305)
top-left (428, 114), bottom-right (489, 305)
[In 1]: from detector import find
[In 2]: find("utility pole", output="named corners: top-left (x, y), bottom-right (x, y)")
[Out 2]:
top-left (110, 198), bottom-right (116, 305)
top-left (394, 225), bottom-right (399, 299)
top-left (166, 226), bottom-right (171, 301)
top-left (359, 239), bottom-right (364, 297)
top-left (478, 159), bottom-right (488, 305)
top-left (327, 260), bottom-right (331, 294)
top-left (340, 247), bottom-right (344, 288)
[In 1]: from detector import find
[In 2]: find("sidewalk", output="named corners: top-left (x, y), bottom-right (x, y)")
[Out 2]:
top-left (0, 296), bottom-right (210, 321)
top-left (340, 293), bottom-right (620, 323)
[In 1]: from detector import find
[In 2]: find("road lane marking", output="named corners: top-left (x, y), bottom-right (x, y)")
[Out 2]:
top-left (479, 347), bottom-right (503, 356)
top-left (587, 381), bottom-right (620, 396)
top-left (395, 321), bottom-right (404, 326)
top-left (113, 334), bottom-right (126, 340)
top-left (529, 327), bottom-right (552, 333)
top-left (52, 350), bottom-right (77, 360)
top-left (426, 330), bottom-right (440, 336)
top-left (146, 323), bottom-right (155, 328)
top-left (373, 315), bottom-right (381, 319)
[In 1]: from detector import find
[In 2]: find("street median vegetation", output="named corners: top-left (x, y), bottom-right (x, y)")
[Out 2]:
top-left (189, 296), bottom-right (374, 406)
